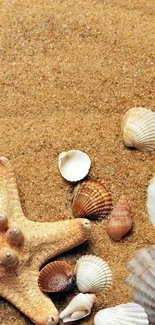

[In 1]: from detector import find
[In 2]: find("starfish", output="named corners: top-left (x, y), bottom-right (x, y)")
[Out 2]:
top-left (0, 157), bottom-right (91, 325)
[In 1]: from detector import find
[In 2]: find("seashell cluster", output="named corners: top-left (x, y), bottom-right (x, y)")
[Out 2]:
top-left (94, 303), bottom-right (149, 325)
top-left (58, 150), bottom-right (91, 182)
top-left (60, 293), bottom-right (96, 322)
top-left (147, 174), bottom-right (155, 226)
top-left (38, 261), bottom-right (75, 293)
top-left (72, 180), bottom-right (113, 219)
top-left (125, 245), bottom-right (155, 323)
top-left (75, 255), bottom-right (112, 293)
top-left (121, 107), bottom-right (155, 151)
top-left (107, 195), bottom-right (132, 241)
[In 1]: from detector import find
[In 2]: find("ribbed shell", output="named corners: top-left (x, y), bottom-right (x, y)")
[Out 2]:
top-left (125, 245), bottom-right (155, 323)
top-left (72, 180), bottom-right (113, 219)
top-left (94, 303), bottom-right (149, 325)
top-left (147, 174), bottom-right (155, 226)
top-left (121, 107), bottom-right (155, 151)
top-left (38, 261), bottom-right (75, 292)
top-left (60, 293), bottom-right (95, 322)
top-left (107, 195), bottom-right (132, 241)
top-left (75, 255), bottom-right (112, 293)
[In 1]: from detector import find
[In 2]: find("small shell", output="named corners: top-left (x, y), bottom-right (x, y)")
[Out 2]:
top-left (94, 303), bottom-right (149, 325)
top-left (38, 261), bottom-right (75, 292)
top-left (0, 248), bottom-right (19, 268)
top-left (125, 245), bottom-right (155, 324)
top-left (6, 227), bottom-right (24, 245)
top-left (58, 150), bottom-right (91, 182)
top-left (75, 255), bottom-right (112, 293)
top-left (147, 174), bottom-right (155, 226)
top-left (72, 180), bottom-right (113, 219)
top-left (121, 107), bottom-right (155, 151)
top-left (107, 195), bottom-right (132, 241)
top-left (0, 214), bottom-right (8, 231)
top-left (60, 293), bottom-right (95, 322)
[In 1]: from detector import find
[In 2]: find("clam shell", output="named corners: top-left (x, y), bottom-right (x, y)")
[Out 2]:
top-left (72, 180), bottom-right (113, 219)
top-left (58, 150), bottom-right (91, 182)
top-left (125, 245), bottom-right (155, 323)
top-left (147, 174), bottom-right (155, 226)
top-left (121, 107), bottom-right (155, 151)
top-left (60, 293), bottom-right (95, 322)
top-left (94, 303), bottom-right (149, 325)
top-left (107, 195), bottom-right (132, 241)
top-left (75, 255), bottom-right (112, 293)
top-left (38, 261), bottom-right (75, 293)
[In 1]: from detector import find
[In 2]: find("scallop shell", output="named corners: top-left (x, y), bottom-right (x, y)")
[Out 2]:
top-left (72, 180), bottom-right (113, 219)
top-left (38, 261), bottom-right (75, 293)
top-left (94, 303), bottom-right (149, 325)
top-left (121, 107), bottom-right (155, 151)
top-left (60, 293), bottom-right (96, 322)
top-left (125, 245), bottom-right (155, 323)
top-left (58, 150), bottom-right (91, 182)
top-left (75, 255), bottom-right (112, 293)
top-left (107, 195), bottom-right (132, 241)
top-left (147, 174), bottom-right (155, 226)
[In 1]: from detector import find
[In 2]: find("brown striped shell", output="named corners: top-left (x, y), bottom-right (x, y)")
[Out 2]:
top-left (107, 195), bottom-right (132, 241)
top-left (38, 261), bottom-right (75, 293)
top-left (72, 180), bottom-right (113, 219)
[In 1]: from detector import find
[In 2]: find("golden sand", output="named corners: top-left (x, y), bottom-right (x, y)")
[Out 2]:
top-left (0, 0), bottom-right (155, 324)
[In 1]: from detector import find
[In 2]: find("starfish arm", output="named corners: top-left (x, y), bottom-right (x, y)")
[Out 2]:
top-left (0, 270), bottom-right (59, 325)
top-left (27, 218), bottom-right (91, 269)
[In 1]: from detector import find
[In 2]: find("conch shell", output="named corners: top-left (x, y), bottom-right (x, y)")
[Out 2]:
top-left (125, 245), bottom-right (155, 324)
top-left (72, 180), bottom-right (113, 219)
top-left (94, 303), bottom-right (149, 325)
top-left (75, 254), bottom-right (112, 293)
top-left (38, 261), bottom-right (75, 293)
top-left (121, 107), bottom-right (155, 151)
top-left (107, 195), bottom-right (132, 241)
top-left (147, 174), bottom-right (155, 226)
top-left (60, 293), bottom-right (96, 322)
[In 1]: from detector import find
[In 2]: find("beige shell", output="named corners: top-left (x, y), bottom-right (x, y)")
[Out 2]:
top-left (147, 174), bottom-right (155, 226)
top-left (75, 255), bottom-right (112, 293)
top-left (72, 180), bottom-right (113, 219)
top-left (60, 293), bottom-right (95, 322)
top-left (107, 195), bottom-right (132, 241)
top-left (38, 261), bottom-right (75, 293)
top-left (94, 303), bottom-right (149, 325)
top-left (125, 245), bottom-right (155, 324)
top-left (121, 107), bottom-right (155, 151)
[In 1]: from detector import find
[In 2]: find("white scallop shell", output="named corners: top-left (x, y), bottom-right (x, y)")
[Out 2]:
top-left (121, 107), bottom-right (155, 151)
top-left (94, 303), bottom-right (149, 325)
top-left (58, 150), bottom-right (91, 182)
top-left (60, 293), bottom-right (95, 322)
top-left (147, 174), bottom-right (155, 226)
top-left (75, 255), bottom-right (112, 293)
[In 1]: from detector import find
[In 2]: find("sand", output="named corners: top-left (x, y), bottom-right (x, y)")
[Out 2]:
top-left (0, 0), bottom-right (155, 324)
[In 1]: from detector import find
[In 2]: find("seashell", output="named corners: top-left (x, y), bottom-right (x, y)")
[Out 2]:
top-left (38, 261), bottom-right (75, 293)
top-left (72, 180), bottom-right (113, 219)
top-left (60, 293), bottom-right (96, 322)
top-left (121, 107), bottom-right (155, 151)
top-left (125, 245), bottom-right (155, 323)
top-left (58, 150), bottom-right (91, 182)
top-left (0, 214), bottom-right (8, 231)
top-left (94, 302), bottom-right (149, 325)
top-left (147, 174), bottom-right (155, 226)
top-left (107, 195), bottom-right (132, 241)
top-left (75, 255), bottom-right (112, 293)
top-left (0, 248), bottom-right (19, 268)
top-left (6, 227), bottom-right (24, 245)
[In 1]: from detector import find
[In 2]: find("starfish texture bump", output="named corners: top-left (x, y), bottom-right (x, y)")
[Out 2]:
top-left (0, 157), bottom-right (91, 325)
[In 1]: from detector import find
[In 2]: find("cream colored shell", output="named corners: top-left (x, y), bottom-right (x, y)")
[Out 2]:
top-left (94, 303), bottom-right (149, 325)
top-left (121, 107), bottom-right (155, 151)
top-left (60, 293), bottom-right (95, 322)
top-left (75, 255), bottom-right (112, 293)
top-left (147, 174), bottom-right (155, 226)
